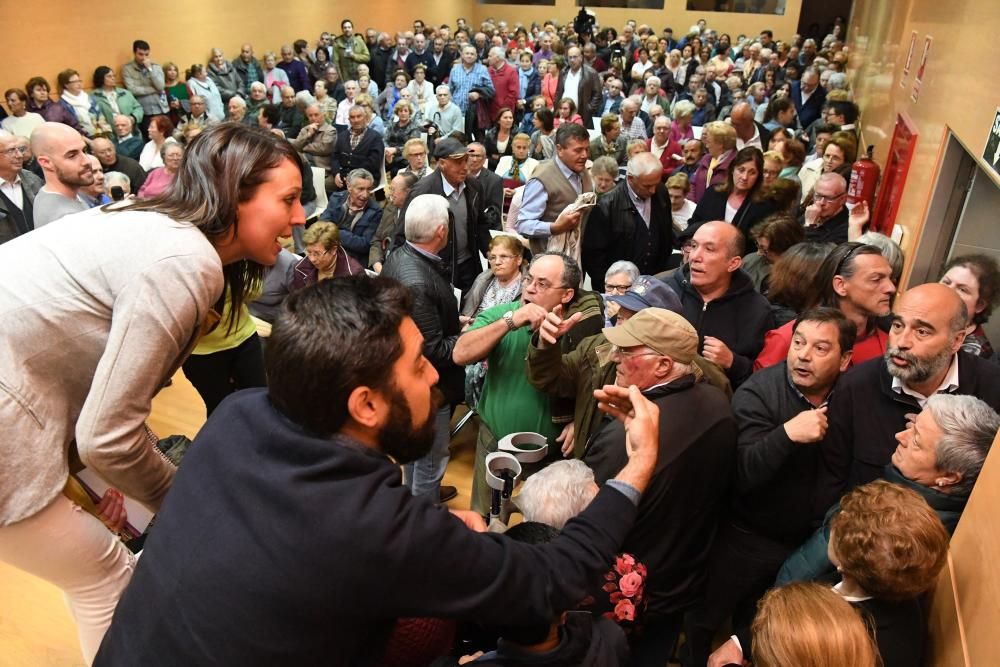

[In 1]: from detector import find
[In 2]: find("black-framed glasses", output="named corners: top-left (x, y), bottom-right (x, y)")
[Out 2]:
top-left (813, 191), bottom-right (846, 203)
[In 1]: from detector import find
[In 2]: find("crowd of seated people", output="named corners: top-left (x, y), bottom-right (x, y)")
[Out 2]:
top-left (2, 12), bottom-right (1000, 667)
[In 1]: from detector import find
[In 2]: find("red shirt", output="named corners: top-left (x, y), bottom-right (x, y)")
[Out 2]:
top-left (753, 319), bottom-right (889, 372)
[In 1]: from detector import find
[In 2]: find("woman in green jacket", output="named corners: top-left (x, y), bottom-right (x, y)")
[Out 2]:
top-left (91, 66), bottom-right (144, 134)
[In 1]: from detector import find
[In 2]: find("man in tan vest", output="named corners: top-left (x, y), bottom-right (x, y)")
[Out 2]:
top-left (514, 123), bottom-right (594, 270)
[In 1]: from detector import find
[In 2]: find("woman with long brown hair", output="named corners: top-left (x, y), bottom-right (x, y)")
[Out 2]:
top-left (687, 147), bottom-right (776, 249)
top-left (0, 122), bottom-right (305, 664)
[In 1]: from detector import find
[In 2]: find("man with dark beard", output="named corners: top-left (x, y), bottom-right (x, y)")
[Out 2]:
top-left (95, 276), bottom-right (663, 666)
top-left (814, 283), bottom-right (1000, 515)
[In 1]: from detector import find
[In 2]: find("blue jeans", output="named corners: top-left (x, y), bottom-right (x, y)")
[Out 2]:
top-left (403, 406), bottom-right (453, 498)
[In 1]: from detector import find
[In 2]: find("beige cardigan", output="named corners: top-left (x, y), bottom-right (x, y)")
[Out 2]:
top-left (0, 207), bottom-right (223, 525)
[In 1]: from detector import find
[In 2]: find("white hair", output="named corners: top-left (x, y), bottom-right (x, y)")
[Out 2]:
top-left (646, 76), bottom-right (661, 88)
top-left (488, 46), bottom-right (506, 60)
top-left (672, 99), bottom-right (695, 118)
top-left (925, 394), bottom-right (1000, 496)
top-left (104, 171), bottom-right (131, 193)
top-left (605, 260), bottom-right (640, 284)
top-left (249, 81), bottom-right (267, 93)
top-left (516, 460), bottom-right (598, 530)
top-left (347, 168), bottom-right (374, 188)
top-left (627, 151), bottom-right (663, 178)
top-left (229, 96), bottom-right (247, 109)
top-left (404, 193), bottom-right (450, 243)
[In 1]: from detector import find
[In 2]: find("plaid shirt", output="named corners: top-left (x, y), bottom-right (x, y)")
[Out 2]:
top-left (447, 62), bottom-right (494, 114)
top-left (621, 116), bottom-right (647, 141)
top-left (350, 129), bottom-right (365, 150)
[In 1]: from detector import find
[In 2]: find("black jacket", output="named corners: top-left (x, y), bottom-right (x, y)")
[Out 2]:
top-left (393, 170), bottom-right (499, 278)
top-left (666, 267), bottom-right (774, 387)
top-left (329, 128), bottom-right (384, 182)
top-left (814, 352), bottom-right (1000, 515)
top-left (381, 243), bottom-right (464, 406)
top-left (425, 51), bottom-right (455, 87)
top-left (686, 187), bottom-right (777, 250)
top-left (585, 376), bottom-right (736, 617)
top-left (471, 612), bottom-right (629, 666)
top-left (103, 155), bottom-right (147, 192)
top-left (404, 50), bottom-right (435, 77)
top-left (730, 362), bottom-right (831, 543)
top-left (0, 169), bottom-right (42, 244)
top-left (582, 179), bottom-right (674, 292)
top-left (801, 206), bottom-right (849, 244)
top-left (95, 390), bottom-right (639, 666)
top-left (474, 168), bottom-right (505, 215)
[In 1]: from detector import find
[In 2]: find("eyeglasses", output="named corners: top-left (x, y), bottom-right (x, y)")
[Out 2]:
top-left (305, 249), bottom-right (331, 261)
top-left (488, 254), bottom-right (515, 263)
top-left (524, 275), bottom-right (567, 291)
top-left (813, 191), bottom-right (846, 203)
top-left (605, 283), bottom-right (632, 294)
top-left (1, 146), bottom-right (28, 157)
top-left (595, 343), bottom-right (663, 366)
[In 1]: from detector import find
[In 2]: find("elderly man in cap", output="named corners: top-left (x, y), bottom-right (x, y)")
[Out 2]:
top-left (528, 275), bottom-right (731, 459)
top-left (582, 307), bottom-right (737, 666)
top-left (394, 136), bottom-right (497, 291)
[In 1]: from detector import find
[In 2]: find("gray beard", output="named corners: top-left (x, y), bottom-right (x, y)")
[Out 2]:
top-left (884, 345), bottom-right (954, 385)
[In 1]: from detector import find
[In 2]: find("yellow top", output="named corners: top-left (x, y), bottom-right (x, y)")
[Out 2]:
top-left (191, 293), bottom-right (258, 355)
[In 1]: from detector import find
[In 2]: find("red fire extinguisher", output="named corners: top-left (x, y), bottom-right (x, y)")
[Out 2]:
top-left (848, 145), bottom-right (880, 207)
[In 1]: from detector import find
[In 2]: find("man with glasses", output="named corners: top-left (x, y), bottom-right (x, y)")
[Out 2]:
top-left (584, 307), bottom-right (737, 665)
top-left (400, 138), bottom-right (429, 179)
top-left (0, 130), bottom-right (43, 244)
top-left (802, 172), bottom-right (850, 243)
top-left (454, 252), bottom-right (590, 515)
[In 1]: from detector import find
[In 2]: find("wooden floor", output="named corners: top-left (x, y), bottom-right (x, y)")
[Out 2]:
top-left (0, 370), bottom-right (479, 665)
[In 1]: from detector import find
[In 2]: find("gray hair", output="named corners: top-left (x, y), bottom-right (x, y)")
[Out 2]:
top-left (817, 171), bottom-right (847, 192)
top-left (857, 231), bottom-right (903, 284)
top-left (828, 72), bottom-right (849, 90)
top-left (590, 155), bottom-right (618, 179)
top-left (672, 99), bottom-right (695, 118)
top-left (404, 193), bottom-right (450, 243)
top-left (249, 81), bottom-right (267, 94)
top-left (294, 90), bottom-right (317, 110)
top-left (605, 260), bottom-right (640, 284)
top-left (104, 171), bottom-right (131, 193)
top-left (159, 139), bottom-right (182, 161)
top-left (646, 75), bottom-right (661, 88)
top-left (435, 85), bottom-right (450, 95)
top-left (627, 151), bottom-right (663, 178)
top-left (516, 460), bottom-right (598, 530)
top-left (229, 96), bottom-right (247, 109)
top-left (346, 168), bottom-right (374, 188)
top-left (488, 46), bottom-right (506, 60)
top-left (925, 394), bottom-right (1000, 496)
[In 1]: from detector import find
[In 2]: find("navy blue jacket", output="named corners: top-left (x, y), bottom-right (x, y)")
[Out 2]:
top-left (318, 190), bottom-right (382, 265)
top-left (95, 390), bottom-right (640, 666)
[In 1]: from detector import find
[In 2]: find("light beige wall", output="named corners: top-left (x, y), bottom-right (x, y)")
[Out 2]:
top-left (472, 0), bottom-right (802, 43)
top-left (1, 0), bottom-right (467, 96)
top-left (927, 429), bottom-right (1000, 666)
top-left (846, 0), bottom-right (1000, 283)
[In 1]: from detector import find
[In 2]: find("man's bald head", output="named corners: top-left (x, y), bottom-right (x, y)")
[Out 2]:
top-left (729, 102), bottom-right (755, 140)
top-left (898, 283), bottom-right (969, 336)
top-left (31, 122), bottom-right (93, 189)
top-left (702, 220), bottom-right (744, 258)
top-left (30, 121), bottom-right (82, 157)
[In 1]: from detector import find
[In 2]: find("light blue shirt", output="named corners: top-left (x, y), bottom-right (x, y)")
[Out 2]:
top-left (515, 156), bottom-right (583, 238)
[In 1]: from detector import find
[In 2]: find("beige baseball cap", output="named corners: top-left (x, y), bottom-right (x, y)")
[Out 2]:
top-left (603, 308), bottom-right (698, 364)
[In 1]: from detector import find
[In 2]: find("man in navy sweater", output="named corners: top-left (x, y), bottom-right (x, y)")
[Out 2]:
top-left (95, 276), bottom-right (661, 666)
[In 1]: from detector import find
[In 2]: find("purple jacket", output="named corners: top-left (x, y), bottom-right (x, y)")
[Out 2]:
top-left (290, 247), bottom-right (363, 291)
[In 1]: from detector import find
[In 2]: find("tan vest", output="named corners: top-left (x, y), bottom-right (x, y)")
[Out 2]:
top-left (526, 159), bottom-right (593, 266)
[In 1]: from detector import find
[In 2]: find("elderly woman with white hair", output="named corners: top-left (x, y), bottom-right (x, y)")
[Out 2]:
top-left (778, 393), bottom-right (1000, 585)
top-left (137, 142), bottom-right (184, 199)
top-left (243, 82), bottom-right (269, 125)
